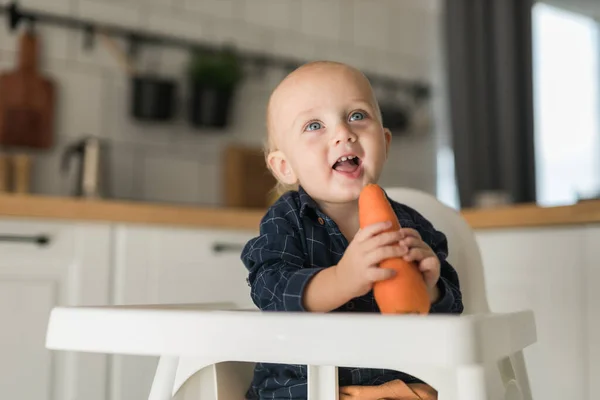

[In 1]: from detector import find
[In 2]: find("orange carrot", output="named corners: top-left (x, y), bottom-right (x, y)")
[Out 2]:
top-left (358, 183), bottom-right (430, 314)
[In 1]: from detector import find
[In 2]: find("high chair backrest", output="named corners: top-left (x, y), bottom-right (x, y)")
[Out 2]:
top-left (383, 187), bottom-right (490, 314)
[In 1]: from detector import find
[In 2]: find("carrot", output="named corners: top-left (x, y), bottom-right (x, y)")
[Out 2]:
top-left (358, 183), bottom-right (430, 315)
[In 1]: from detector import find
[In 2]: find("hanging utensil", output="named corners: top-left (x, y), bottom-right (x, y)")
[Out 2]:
top-left (0, 24), bottom-right (56, 149)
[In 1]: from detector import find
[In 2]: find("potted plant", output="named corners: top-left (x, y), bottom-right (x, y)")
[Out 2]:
top-left (186, 46), bottom-right (243, 128)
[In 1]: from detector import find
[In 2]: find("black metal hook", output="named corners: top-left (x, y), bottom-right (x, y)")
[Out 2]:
top-left (83, 24), bottom-right (95, 51)
top-left (7, 1), bottom-right (21, 31)
top-left (127, 33), bottom-right (140, 59)
top-left (6, 2), bottom-right (36, 32)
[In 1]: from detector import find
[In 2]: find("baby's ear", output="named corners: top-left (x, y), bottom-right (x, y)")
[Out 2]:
top-left (383, 128), bottom-right (392, 157)
top-left (266, 150), bottom-right (298, 185)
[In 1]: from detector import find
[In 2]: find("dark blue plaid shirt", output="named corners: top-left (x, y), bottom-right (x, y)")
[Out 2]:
top-left (241, 186), bottom-right (463, 399)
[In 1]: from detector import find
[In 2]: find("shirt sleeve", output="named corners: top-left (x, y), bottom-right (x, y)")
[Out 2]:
top-left (402, 205), bottom-right (464, 315)
top-left (241, 208), bottom-right (325, 312)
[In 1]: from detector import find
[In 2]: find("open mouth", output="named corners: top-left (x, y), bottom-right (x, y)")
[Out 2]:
top-left (332, 155), bottom-right (362, 174)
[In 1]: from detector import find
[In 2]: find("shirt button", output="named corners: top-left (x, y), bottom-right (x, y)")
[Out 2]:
top-left (317, 217), bottom-right (324, 225)
top-left (346, 301), bottom-right (355, 310)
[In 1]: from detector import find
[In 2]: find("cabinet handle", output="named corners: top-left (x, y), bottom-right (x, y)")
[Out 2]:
top-left (212, 242), bottom-right (245, 253)
top-left (0, 234), bottom-right (51, 246)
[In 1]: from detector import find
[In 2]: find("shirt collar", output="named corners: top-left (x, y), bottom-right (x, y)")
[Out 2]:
top-left (298, 185), bottom-right (320, 217)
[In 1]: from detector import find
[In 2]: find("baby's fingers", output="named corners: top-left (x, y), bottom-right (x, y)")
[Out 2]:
top-left (400, 236), bottom-right (427, 249)
top-left (403, 247), bottom-right (434, 262)
top-left (366, 265), bottom-right (396, 282)
top-left (355, 221), bottom-right (393, 241)
top-left (399, 228), bottom-right (422, 240)
top-left (418, 256), bottom-right (440, 272)
top-left (366, 244), bottom-right (407, 266)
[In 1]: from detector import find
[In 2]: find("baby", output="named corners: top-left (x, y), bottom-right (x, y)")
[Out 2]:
top-left (241, 61), bottom-right (463, 399)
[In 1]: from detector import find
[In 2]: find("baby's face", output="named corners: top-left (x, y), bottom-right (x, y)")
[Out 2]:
top-left (267, 63), bottom-right (391, 204)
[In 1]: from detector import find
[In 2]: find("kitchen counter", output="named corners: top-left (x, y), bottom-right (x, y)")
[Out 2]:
top-left (1, 193), bottom-right (600, 230)
top-left (0, 194), bottom-right (264, 230)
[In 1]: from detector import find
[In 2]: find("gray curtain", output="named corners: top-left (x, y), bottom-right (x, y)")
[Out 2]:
top-left (443, 0), bottom-right (537, 208)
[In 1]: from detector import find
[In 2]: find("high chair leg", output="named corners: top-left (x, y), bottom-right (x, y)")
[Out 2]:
top-left (307, 365), bottom-right (338, 400)
top-left (452, 363), bottom-right (509, 400)
top-left (149, 356), bottom-right (179, 400)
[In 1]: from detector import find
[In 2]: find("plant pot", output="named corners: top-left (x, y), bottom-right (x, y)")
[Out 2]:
top-left (130, 75), bottom-right (177, 122)
top-left (188, 83), bottom-right (234, 128)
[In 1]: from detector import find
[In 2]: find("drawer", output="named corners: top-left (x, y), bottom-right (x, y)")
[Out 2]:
top-left (113, 224), bottom-right (258, 308)
top-left (0, 217), bottom-right (104, 266)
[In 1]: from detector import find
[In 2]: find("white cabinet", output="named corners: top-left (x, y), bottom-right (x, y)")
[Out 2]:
top-left (475, 227), bottom-right (587, 400)
top-left (107, 224), bottom-right (256, 400)
top-left (0, 218), bottom-right (112, 400)
top-left (0, 216), bottom-right (258, 400)
top-left (584, 226), bottom-right (600, 400)
top-left (111, 225), bottom-right (255, 308)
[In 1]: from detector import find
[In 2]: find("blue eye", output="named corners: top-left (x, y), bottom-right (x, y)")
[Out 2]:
top-left (306, 121), bottom-right (322, 131)
top-left (350, 111), bottom-right (365, 121)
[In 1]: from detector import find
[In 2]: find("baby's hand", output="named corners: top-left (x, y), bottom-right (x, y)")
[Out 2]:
top-left (335, 221), bottom-right (405, 299)
top-left (397, 228), bottom-right (441, 302)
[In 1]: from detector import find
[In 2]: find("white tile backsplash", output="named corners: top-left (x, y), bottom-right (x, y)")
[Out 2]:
top-left (141, 155), bottom-right (201, 204)
top-left (103, 71), bottom-right (176, 145)
top-left (0, 23), bottom-right (17, 53)
top-left (375, 51), bottom-right (432, 82)
top-left (0, 0), bottom-right (443, 205)
top-left (37, 26), bottom-right (72, 62)
top-left (182, 0), bottom-right (241, 20)
top-left (146, 9), bottom-right (210, 42)
top-left (0, 25), bottom-right (70, 61)
top-left (242, 0), bottom-right (300, 31)
top-left (299, 0), bottom-right (345, 41)
top-left (271, 31), bottom-right (318, 62)
top-left (196, 161), bottom-right (220, 205)
top-left (67, 31), bottom-right (132, 72)
top-left (19, 0), bottom-right (73, 15)
top-left (352, 0), bottom-right (390, 51)
top-left (387, 4), bottom-right (438, 60)
top-left (227, 82), bottom-right (269, 142)
top-left (77, 0), bottom-right (142, 28)
top-left (105, 143), bottom-right (139, 199)
top-left (387, 134), bottom-right (438, 175)
top-left (52, 65), bottom-right (107, 139)
top-left (210, 19), bottom-right (272, 54)
top-left (142, 0), bottom-right (177, 9)
top-left (29, 149), bottom-right (69, 196)
top-left (151, 46), bottom-right (190, 76)
top-left (312, 41), bottom-right (379, 74)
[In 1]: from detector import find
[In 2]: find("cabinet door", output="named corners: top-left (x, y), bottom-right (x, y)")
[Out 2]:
top-left (109, 224), bottom-right (256, 400)
top-left (0, 218), bottom-right (112, 400)
top-left (584, 225), bottom-right (600, 400)
top-left (475, 227), bottom-right (586, 400)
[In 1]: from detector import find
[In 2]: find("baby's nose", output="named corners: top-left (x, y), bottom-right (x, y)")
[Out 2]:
top-left (334, 126), bottom-right (357, 144)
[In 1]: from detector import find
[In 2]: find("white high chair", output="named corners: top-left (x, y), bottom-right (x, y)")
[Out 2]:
top-left (45, 187), bottom-right (537, 400)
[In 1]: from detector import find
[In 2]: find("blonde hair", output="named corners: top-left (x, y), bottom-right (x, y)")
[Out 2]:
top-left (263, 60), bottom-right (381, 200)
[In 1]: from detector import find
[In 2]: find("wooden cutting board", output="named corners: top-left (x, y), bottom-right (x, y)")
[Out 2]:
top-left (0, 28), bottom-right (55, 149)
top-left (223, 145), bottom-right (276, 209)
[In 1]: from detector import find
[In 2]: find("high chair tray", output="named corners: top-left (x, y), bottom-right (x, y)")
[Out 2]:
top-left (45, 305), bottom-right (535, 370)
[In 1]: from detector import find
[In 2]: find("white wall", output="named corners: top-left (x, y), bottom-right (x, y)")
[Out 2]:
top-left (0, 0), bottom-right (444, 206)
top-left (543, 0), bottom-right (600, 19)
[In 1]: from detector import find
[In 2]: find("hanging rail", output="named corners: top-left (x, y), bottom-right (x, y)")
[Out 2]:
top-left (0, 1), bottom-right (430, 101)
